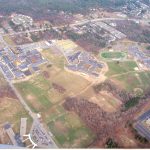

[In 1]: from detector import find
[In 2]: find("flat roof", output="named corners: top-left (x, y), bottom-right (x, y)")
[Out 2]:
top-left (135, 109), bottom-right (150, 140)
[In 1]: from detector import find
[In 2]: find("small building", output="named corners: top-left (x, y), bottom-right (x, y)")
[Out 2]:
top-left (20, 118), bottom-right (27, 140)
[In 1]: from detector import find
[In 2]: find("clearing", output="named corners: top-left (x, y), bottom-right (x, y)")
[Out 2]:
top-left (105, 61), bottom-right (138, 77)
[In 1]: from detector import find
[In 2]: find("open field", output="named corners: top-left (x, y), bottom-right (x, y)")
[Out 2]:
top-left (42, 48), bottom-right (122, 113)
top-left (105, 61), bottom-right (138, 77)
top-left (42, 48), bottom-right (66, 69)
top-left (15, 66), bottom-right (91, 108)
top-left (14, 47), bottom-right (95, 147)
top-left (101, 51), bottom-right (126, 59)
top-left (15, 46), bottom-right (91, 111)
top-left (47, 111), bottom-right (95, 148)
top-left (111, 71), bottom-right (150, 92)
top-left (78, 84), bottom-right (122, 112)
top-left (55, 40), bottom-right (78, 52)
top-left (15, 74), bottom-right (95, 147)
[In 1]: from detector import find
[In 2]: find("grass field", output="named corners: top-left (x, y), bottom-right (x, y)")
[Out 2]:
top-left (111, 71), bottom-right (150, 92)
top-left (47, 111), bottom-right (95, 148)
top-left (14, 47), bottom-right (95, 147)
top-left (101, 51), bottom-right (126, 59)
top-left (15, 81), bottom-right (53, 112)
top-left (42, 48), bottom-right (66, 69)
top-left (55, 40), bottom-right (78, 52)
top-left (15, 75), bottom-right (95, 147)
top-left (105, 61), bottom-right (138, 77)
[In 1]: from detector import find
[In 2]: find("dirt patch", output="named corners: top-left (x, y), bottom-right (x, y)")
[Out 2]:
top-left (93, 80), bottom-right (133, 103)
top-left (100, 91), bottom-right (122, 108)
top-left (26, 94), bottom-right (42, 111)
top-left (42, 71), bottom-right (50, 79)
top-left (55, 121), bottom-right (68, 134)
top-left (89, 96), bottom-right (116, 112)
top-left (27, 95), bottom-right (35, 101)
top-left (52, 83), bottom-right (66, 94)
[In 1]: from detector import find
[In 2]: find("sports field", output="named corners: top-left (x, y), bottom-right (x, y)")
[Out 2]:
top-left (55, 40), bottom-right (78, 53)
top-left (101, 51), bottom-right (126, 59)
top-left (105, 61), bottom-right (138, 77)
top-left (47, 110), bottom-right (95, 148)
top-left (111, 71), bottom-right (150, 92)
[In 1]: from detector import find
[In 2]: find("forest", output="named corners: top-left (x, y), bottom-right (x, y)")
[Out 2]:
top-left (0, 0), bottom-right (127, 15)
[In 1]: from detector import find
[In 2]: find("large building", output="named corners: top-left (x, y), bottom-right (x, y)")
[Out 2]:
top-left (135, 110), bottom-right (150, 140)
top-left (11, 14), bottom-right (33, 28)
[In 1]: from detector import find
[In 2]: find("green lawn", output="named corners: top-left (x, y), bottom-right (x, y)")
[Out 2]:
top-left (15, 81), bottom-right (52, 112)
top-left (106, 61), bottom-right (138, 77)
top-left (112, 71), bottom-right (150, 92)
top-left (47, 112), bottom-right (95, 148)
top-left (15, 75), bottom-right (95, 148)
top-left (101, 51), bottom-right (126, 59)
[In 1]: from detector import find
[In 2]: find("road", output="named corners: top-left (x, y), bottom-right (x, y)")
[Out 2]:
top-left (0, 35), bottom-right (57, 148)
top-left (2, 17), bottom-right (149, 37)
top-left (71, 17), bottom-right (149, 26)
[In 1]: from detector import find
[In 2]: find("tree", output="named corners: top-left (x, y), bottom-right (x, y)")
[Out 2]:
top-left (105, 138), bottom-right (119, 148)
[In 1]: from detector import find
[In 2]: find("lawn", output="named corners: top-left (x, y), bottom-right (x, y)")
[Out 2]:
top-left (41, 49), bottom-right (66, 69)
top-left (15, 81), bottom-right (53, 112)
top-left (101, 51), bottom-right (126, 59)
top-left (112, 71), bottom-right (150, 92)
top-left (15, 70), bottom-right (94, 148)
top-left (106, 61), bottom-right (138, 77)
top-left (47, 111), bottom-right (95, 148)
